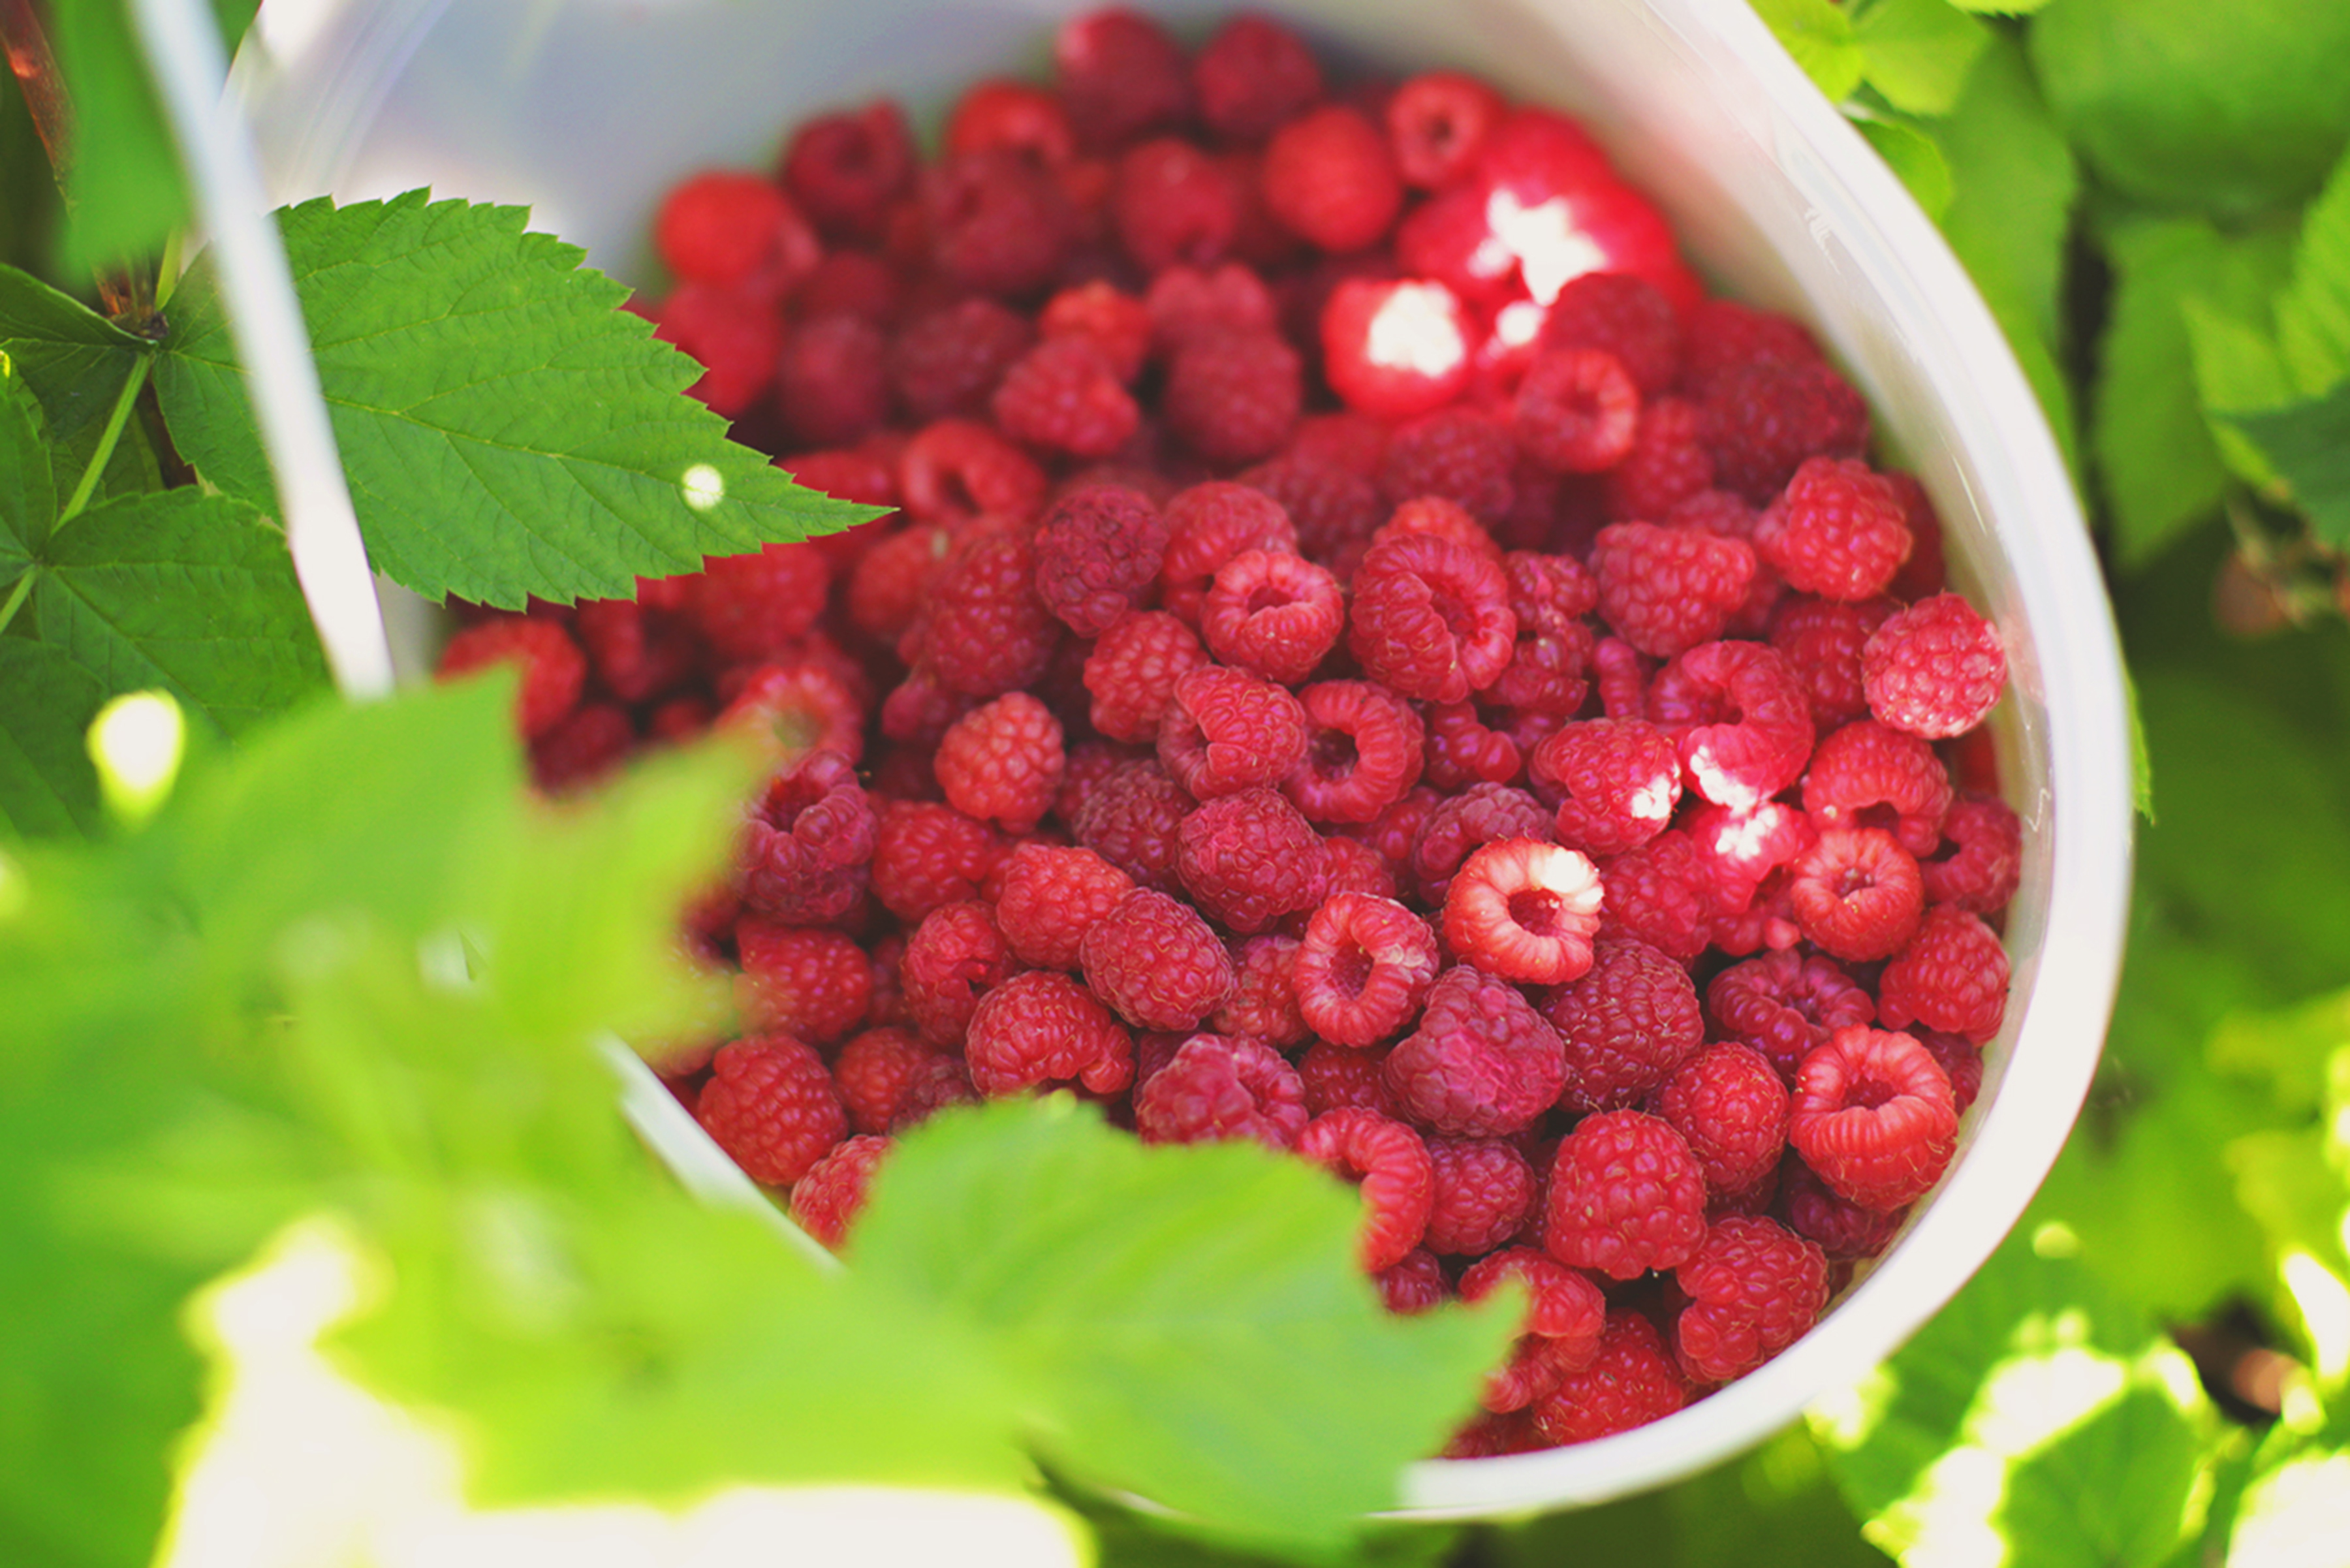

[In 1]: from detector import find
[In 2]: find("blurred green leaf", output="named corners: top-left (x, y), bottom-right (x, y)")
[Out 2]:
top-left (1753, 0), bottom-right (1866, 102)
top-left (2274, 146), bottom-right (2350, 395)
top-left (2229, 386), bottom-right (2350, 548)
top-left (44, 0), bottom-right (188, 281)
top-left (1929, 37), bottom-right (2077, 348)
top-left (1853, 0), bottom-right (1990, 118)
top-left (1855, 118), bottom-right (1954, 221)
top-left (0, 56), bottom-right (63, 283)
top-left (0, 640), bottom-right (107, 839)
top-left (1943, 0), bottom-right (2052, 12)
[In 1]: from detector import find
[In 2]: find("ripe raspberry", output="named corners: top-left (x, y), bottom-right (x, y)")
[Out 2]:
top-left (1699, 359), bottom-right (1870, 503)
top-left (1654, 1041), bottom-right (1789, 1199)
top-left (1193, 14), bottom-right (1324, 142)
top-left (1084, 611), bottom-right (1213, 742)
top-left (1538, 270), bottom-right (1684, 396)
top-left (993, 844), bottom-right (1136, 970)
top-left (1802, 719), bottom-right (1953, 858)
top-left (1072, 759), bottom-right (1192, 892)
top-left (1348, 533), bottom-right (1517, 704)
top-left (774, 313), bottom-right (891, 448)
top-left (792, 250), bottom-right (905, 327)
top-left (1146, 261), bottom-right (1281, 349)
top-left (901, 418), bottom-right (1050, 535)
top-left (1159, 665), bottom-right (1310, 799)
top-left (990, 337), bottom-right (1140, 458)
top-left (1163, 328), bottom-right (1303, 464)
top-left (696, 1036), bottom-right (847, 1187)
top-left (780, 99), bottom-right (916, 240)
top-left (1463, 1246), bottom-right (1608, 1360)
top-left (736, 923), bottom-right (873, 1044)
top-left (436, 615), bottom-right (586, 740)
top-left (1201, 549), bottom-right (1345, 684)
top-left (1134, 1033), bottom-right (1308, 1148)
top-left (922, 533), bottom-right (1059, 697)
top-left (655, 171), bottom-right (820, 298)
top-left (1543, 1110), bottom-right (1706, 1279)
top-left (890, 298), bottom-right (1034, 420)
top-left (922, 148), bottom-right (1074, 298)
top-left (1508, 546), bottom-right (1600, 631)
top-left (1261, 105), bottom-right (1403, 253)
top-left (1297, 1107), bottom-right (1435, 1272)
top-left (1082, 887), bottom-right (1238, 1029)
top-left (1672, 1215), bottom-right (1829, 1383)
top-left (1682, 297), bottom-right (1819, 389)
top-left (1383, 70), bottom-right (1504, 188)
top-left (833, 1027), bottom-right (976, 1135)
top-left (651, 282), bottom-right (783, 416)
top-left (1707, 950), bottom-right (1875, 1084)
top-left (1785, 825), bottom-right (1924, 963)
top-left (1424, 1138), bottom-right (1538, 1256)
top-left (901, 900), bottom-right (1017, 1047)
top-left (1442, 838), bottom-right (1605, 986)
top-left (1541, 936), bottom-right (1702, 1113)
top-left (1516, 347), bottom-right (1641, 475)
top-left (1920, 793), bottom-right (2023, 915)
top-left (1591, 521), bottom-right (1755, 659)
top-left (1297, 1038), bottom-right (1400, 1119)
top-left (1788, 1026), bottom-right (1960, 1211)
top-left (1215, 932), bottom-right (1309, 1047)
top-left (1422, 703), bottom-right (1520, 792)
top-left (790, 1134), bottom-right (891, 1250)
top-left (1529, 1309), bottom-right (1690, 1445)
top-left (871, 800), bottom-right (1002, 921)
top-left (1409, 782), bottom-right (1554, 902)
top-left (1752, 456), bottom-right (1911, 603)
top-left (1159, 481), bottom-right (1301, 623)
top-left (1373, 494), bottom-right (1505, 566)
top-left (1178, 787), bottom-right (1331, 933)
top-left (737, 751), bottom-right (875, 924)
top-left (1603, 396), bottom-right (1714, 522)
top-left (1862, 592), bottom-right (2008, 740)
top-left (1683, 799), bottom-right (1814, 923)
top-left (684, 543), bottom-right (832, 668)
top-left (1029, 483), bottom-right (1169, 640)
top-left (1376, 1248), bottom-right (1450, 1315)
top-left (1384, 964), bottom-right (1567, 1137)
top-left (1646, 638), bottom-right (1815, 811)
top-left (946, 76), bottom-right (1078, 166)
top-left (1919, 1029), bottom-right (1984, 1116)
top-left (1380, 407), bottom-right (1518, 526)
top-left (570, 597), bottom-right (691, 707)
top-left (847, 524), bottom-right (950, 646)
top-left (528, 702), bottom-right (634, 794)
top-left (1112, 136), bottom-right (1240, 274)
top-left (1595, 828), bottom-right (1710, 961)
top-left (1320, 277), bottom-right (1475, 420)
top-left (1284, 680), bottom-right (1427, 824)
top-left (1592, 635), bottom-right (1651, 719)
top-left (1294, 892), bottom-right (1442, 1048)
top-left (1776, 1154), bottom-right (1904, 1259)
top-left (1446, 1409), bottom-right (1543, 1459)
top-left (965, 969), bottom-right (1135, 1097)
top-left (1531, 718), bottom-right (1682, 856)
top-left (1877, 904), bottom-right (2010, 1043)
top-left (1054, 7), bottom-right (1193, 150)
top-left (934, 692), bottom-right (1066, 833)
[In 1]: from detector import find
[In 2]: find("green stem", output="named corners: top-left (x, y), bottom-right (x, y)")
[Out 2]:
top-left (0, 569), bottom-right (33, 636)
top-left (153, 229), bottom-right (183, 312)
top-left (52, 351), bottom-right (153, 533)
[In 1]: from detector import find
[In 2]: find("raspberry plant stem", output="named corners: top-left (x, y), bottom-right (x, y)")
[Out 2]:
top-left (52, 349), bottom-right (153, 535)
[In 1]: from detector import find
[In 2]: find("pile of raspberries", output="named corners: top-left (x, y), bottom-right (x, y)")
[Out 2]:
top-left (436, 7), bottom-right (2020, 1458)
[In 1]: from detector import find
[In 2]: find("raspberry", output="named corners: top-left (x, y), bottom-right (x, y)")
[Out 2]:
top-left (1408, 782), bottom-right (1553, 902)
top-left (1877, 904), bottom-right (2011, 1043)
top-left (1769, 593), bottom-right (1899, 730)
top-left (1543, 1110), bottom-right (1706, 1279)
top-left (780, 99), bottom-right (916, 240)
top-left (1261, 105), bottom-right (1404, 253)
top-left (1028, 284), bottom-right (1146, 384)
top-left (966, 969), bottom-right (1136, 1097)
top-left (1383, 964), bottom-right (1566, 1137)
top-left (528, 702), bottom-right (634, 794)
top-left (736, 923), bottom-right (873, 1044)
top-left (922, 148), bottom-right (1074, 298)
top-left (1862, 592), bottom-right (2008, 740)
top-left (656, 171), bottom-right (821, 298)
top-left (1683, 298), bottom-right (1820, 392)
top-left (1159, 665), bottom-right (1310, 800)
top-left (1785, 825), bottom-right (1924, 963)
top-left (1163, 328), bottom-right (1303, 464)
top-left (890, 298), bottom-right (1035, 421)
top-left (1591, 522), bottom-right (1755, 659)
top-left (1054, 7), bottom-right (1192, 150)
top-left (1374, 494), bottom-right (1505, 566)
top-left (737, 750), bottom-right (876, 924)
top-left (896, 418), bottom-right (1048, 531)
top-left (436, 615), bottom-right (586, 740)
top-left (1528, 1309), bottom-right (1690, 1445)
top-left (652, 282), bottom-right (783, 416)
top-left (990, 337), bottom-right (1140, 458)
top-left (1541, 936), bottom-right (1702, 1113)
top-left (1201, 549), bottom-right (1345, 684)
top-left (1802, 718), bottom-right (1952, 857)
top-left (1515, 348), bottom-right (1640, 474)
top-left (1593, 828), bottom-right (1710, 960)
top-left (1684, 800), bottom-right (1814, 926)
top-left (849, 525), bottom-right (948, 647)
top-left (1072, 759), bottom-right (1192, 891)
top-left (1508, 547), bottom-right (1600, 631)
top-left (1384, 71), bottom-right (1505, 189)
top-left (1348, 533), bottom-right (1517, 704)
top-left (901, 900), bottom-right (1017, 1046)
top-left (1082, 887), bottom-right (1238, 1029)
top-left (792, 251), bottom-right (905, 326)
top-left (1159, 481), bottom-right (1301, 623)
top-left (1112, 136), bottom-right (1240, 274)
top-left (1920, 793), bottom-right (2022, 914)
top-left (1789, 1026), bottom-right (1959, 1211)
top-left (717, 659), bottom-right (866, 769)
top-left (1284, 680), bottom-right (1427, 824)
top-left (934, 692), bottom-right (1066, 833)
top-left (1920, 1029), bottom-right (1985, 1116)
top-left (1462, 1246), bottom-right (1608, 1358)
top-left (688, 546), bottom-right (835, 670)
top-left (1604, 397), bottom-right (1714, 521)
top-left (1319, 819), bottom-right (1402, 897)
top-left (791, 1134), bottom-right (891, 1249)
top-left (1215, 932), bottom-right (1309, 1047)
top-left (1031, 482), bottom-right (1171, 638)
top-left (1377, 1248), bottom-right (1451, 1315)
top-left (1294, 892), bottom-right (1442, 1048)
top-left (1753, 456), bottom-right (1912, 603)
top-left (1146, 262), bottom-right (1281, 350)
top-left (1193, 14), bottom-right (1324, 142)
top-left (833, 1027), bottom-right (975, 1135)
top-left (1776, 1155), bottom-right (1904, 1259)
top-left (1446, 1409), bottom-right (1543, 1458)
top-left (1707, 950), bottom-right (1876, 1084)
top-left (1672, 1215), bottom-right (1829, 1383)
top-left (1441, 838), bottom-right (1605, 986)
top-left (1699, 360), bottom-right (1870, 503)
top-left (947, 77), bottom-right (1077, 166)
top-left (696, 1036), bottom-right (847, 1187)
top-left (1178, 787), bottom-right (1331, 933)
top-left (1320, 277), bottom-right (1475, 420)
top-left (922, 533), bottom-right (1060, 697)
top-left (571, 597), bottom-right (692, 706)
top-left (1539, 271), bottom-right (1684, 396)
top-left (1531, 718), bottom-right (1682, 856)
top-left (1134, 1033), bottom-right (1308, 1148)
top-left (1649, 638), bottom-right (1815, 811)
top-left (1380, 407), bottom-right (1518, 527)
top-left (1393, 182), bottom-right (1513, 304)
top-left (775, 313), bottom-right (891, 448)
top-left (992, 844), bottom-right (1136, 970)
top-left (1592, 635), bottom-right (1651, 719)
top-left (1297, 1108), bottom-right (1435, 1272)
top-left (1424, 1138), bottom-right (1538, 1256)
top-left (1422, 703), bottom-right (1520, 792)
top-left (1654, 1041), bottom-right (1789, 1199)
top-left (871, 801), bottom-right (1002, 922)
top-left (1297, 1038), bottom-right (1401, 1119)
top-left (1084, 611), bottom-right (1213, 742)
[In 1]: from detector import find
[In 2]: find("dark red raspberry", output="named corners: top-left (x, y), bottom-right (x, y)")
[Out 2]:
top-left (1408, 782), bottom-right (1552, 901)
top-left (1383, 70), bottom-right (1503, 188)
top-left (655, 171), bottom-right (821, 298)
top-left (1082, 887), bottom-right (1238, 1029)
top-left (848, 524), bottom-right (951, 644)
top-left (774, 313), bottom-right (890, 448)
top-left (792, 250), bottom-right (905, 326)
top-left (1699, 359), bottom-right (1870, 503)
top-left (1112, 136), bottom-right (1240, 274)
top-left (570, 597), bottom-right (692, 707)
top-left (1785, 825), bottom-right (1924, 963)
top-left (1422, 703), bottom-right (1520, 792)
top-left (1261, 105), bottom-right (1403, 253)
top-left (1236, 458), bottom-right (1383, 566)
top-left (1146, 261), bottom-right (1279, 349)
top-left (1592, 635), bottom-right (1652, 719)
top-left (1862, 592), bottom-right (2008, 740)
top-left (737, 750), bottom-right (875, 924)
top-left (1655, 1041), bottom-right (1789, 1199)
top-left (1177, 787), bottom-right (1331, 933)
top-left (990, 337), bottom-right (1140, 458)
top-left (1348, 533), bottom-right (1517, 704)
top-left (871, 800), bottom-right (1002, 921)
top-left (721, 656), bottom-right (868, 770)
top-left (1163, 328), bottom-right (1304, 464)
top-left (652, 282), bottom-right (783, 416)
top-left (1084, 611), bottom-right (1212, 743)
top-left (1752, 456), bottom-right (1911, 603)
top-left (1293, 892), bottom-right (1441, 1048)
top-left (1072, 758), bottom-right (1192, 891)
top-left (1320, 277), bottom-right (1475, 420)
top-left (1031, 482), bottom-right (1170, 638)
top-left (1297, 1038), bottom-right (1400, 1119)
top-left (1516, 347), bottom-right (1641, 475)
top-left (1877, 905), bottom-right (2010, 1043)
top-left (1507, 546), bottom-right (1600, 629)
top-left (833, 1027), bottom-right (975, 1135)
top-left (922, 533), bottom-right (1060, 697)
top-left (1529, 1309), bottom-right (1690, 1444)
top-left (1159, 665), bottom-right (1310, 799)
top-left (1441, 838), bottom-right (1605, 986)
top-left (697, 1035), bottom-right (846, 1187)
top-left (1672, 1215), bottom-right (1828, 1383)
top-left (1543, 1110), bottom-right (1706, 1280)
top-left (1424, 1138), bottom-right (1538, 1256)
top-left (1604, 397), bottom-right (1714, 521)
top-left (1192, 14), bottom-right (1323, 142)
top-left (1134, 1033), bottom-right (1308, 1148)
top-left (1379, 407), bottom-right (1518, 526)
top-left (1788, 1026), bottom-right (1960, 1211)
top-left (1215, 932), bottom-right (1309, 1047)
top-left (1776, 1155), bottom-right (1905, 1259)
top-left (1802, 718), bottom-right (1952, 857)
top-left (1881, 471), bottom-right (1949, 600)
top-left (1591, 521), bottom-right (1755, 659)
top-left (1376, 1247), bottom-right (1450, 1315)
top-left (1322, 823), bottom-right (1403, 900)
top-left (1707, 950), bottom-right (1875, 1084)
top-left (1054, 7), bottom-right (1193, 149)
top-left (922, 148), bottom-right (1075, 298)
top-left (1537, 270), bottom-right (1684, 395)
top-left (933, 692), bottom-right (1066, 834)
top-left (1543, 936), bottom-right (1704, 1113)
top-left (1920, 793), bottom-right (2023, 915)
top-left (1297, 1107), bottom-right (1435, 1271)
top-left (1531, 718), bottom-right (1682, 856)
top-left (1595, 828), bottom-right (1710, 961)
top-left (790, 1133), bottom-right (891, 1249)
top-left (1200, 549), bottom-right (1345, 684)
top-left (737, 922), bottom-right (873, 1044)
top-left (946, 76), bottom-right (1078, 166)
top-left (437, 615), bottom-right (586, 740)
top-left (1159, 481), bottom-right (1300, 623)
top-left (684, 543), bottom-right (830, 666)
top-left (889, 298), bottom-right (1034, 421)
top-left (1283, 680), bottom-right (1427, 825)
top-left (966, 969), bottom-right (1135, 1097)
top-left (993, 844), bottom-right (1136, 970)
top-left (1770, 593), bottom-right (1900, 730)
top-left (1682, 298), bottom-right (1819, 390)
top-left (1647, 638), bottom-right (1815, 811)
top-left (901, 900), bottom-right (1016, 1047)
top-left (527, 702), bottom-right (634, 794)
top-left (1919, 1029), bottom-right (1984, 1116)
top-left (1447, 1409), bottom-right (1543, 1458)
top-left (780, 99), bottom-right (916, 240)
top-left (1384, 964), bottom-right (1566, 1137)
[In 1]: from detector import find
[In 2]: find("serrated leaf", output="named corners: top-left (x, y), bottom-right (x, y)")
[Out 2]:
top-left (1855, 118), bottom-right (1954, 222)
top-left (0, 640), bottom-right (107, 839)
top-left (2229, 385), bottom-right (2350, 548)
top-left (1853, 0), bottom-right (1990, 117)
top-left (155, 191), bottom-right (881, 608)
top-left (1752, 0), bottom-right (1866, 102)
top-left (1, 351), bottom-right (55, 564)
top-left (2275, 146), bottom-right (2350, 395)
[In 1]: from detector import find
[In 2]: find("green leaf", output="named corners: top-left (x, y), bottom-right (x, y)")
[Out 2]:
top-left (2027, 0), bottom-right (2350, 219)
top-left (44, 0), bottom-right (190, 278)
top-left (1930, 36), bottom-right (2076, 351)
top-left (0, 266), bottom-right (160, 510)
top-left (1853, 0), bottom-right (1991, 118)
top-left (2230, 383), bottom-right (2350, 547)
top-left (1942, 0), bottom-right (2052, 12)
top-left (2275, 146), bottom-right (2350, 395)
top-left (155, 191), bottom-right (881, 609)
top-left (1751, 0), bottom-right (1866, 102)
top-left (1, 351), bottom-right (56, 561)
top-left (1854, 118), bottom-right (1954, 221)
top-left (26, 489), bottom-right (329, 737)
top-left (0, 55), bottom-right (63, 282)
top-left (0, 640), bottom-right (107, 838)
top-left (854, 1099), bottom-right (1515, 1552)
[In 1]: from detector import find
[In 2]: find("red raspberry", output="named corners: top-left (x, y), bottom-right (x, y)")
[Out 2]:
top-left (790, 1134), bottom-right (891, 1249)
top-left (1406, 781), bottom-right (1549, 902)
top-left (737, 751), bottom-right (875, 925)
top-left (774, 313), bottom-right (890, 448)
top-left (990, 337), bottom-right (1140, 458)
top-left (1134, 1033), bottom-right (1308, 1148)
top-left (1384, 964), bottom-right (1566, 1137)
top-left (1770, 593), bottom-right (1900, 730)
top-left (1215, 932), bottom-right (1309, 1048)
top-left (1177, 787), bottom-right (1331, 933)
top-left (965, 969), bottom-right (1135, 1097)
top-left (1112, 136), bottom-right (1240, 274)
top-left (896, 418), bottom-right (1049, 530)
top-left (696, 1036), bottom-right (846, 1187)
top-left (1543, 1110), bottom-right (1706, 1279)
top-left (1537, 271), bottom-right (1684, 396)
top-left (1084, 611), bottom-right (1212, 743)
top-left (944, 74), bottom-right (1078, 165)
top-left (1146, 262), bottom-right (1280, 350)
top-left (791, 250), bottom-right (905, 326)
top-left (1592, 635), bottom-right (1651, 719)
top-left (1158, 665), bottom-right (1309, 799)
top-left (1531, 718), bottom-right (1682, 856)
top-left (1753, 457), bottom-right (1911, 602)
top-left (1919, 1029), bottom-right (1984, 1116)
top-left (1683, 298), bottom-right (1819, 392)
top-left (1054, 7), bottom-right (1192, 150)
top-left (1376, 1248), bottom-right (1450, 1315)
top-left (1383, 71), bottom-right (1504, 189)
top-left (1516, 347), bottom-right (1640, 474)
top-left (1163, 328), bottom-right (1303, 464)
top-left (1297, 1107), bottom-right (1435, 1272)
top-left (889, 298), bottom-right (1033, 421)
top-left (933, 692), bottom-right (1066, 834)
top-left (720, 656), bottom-right (868, 770)
top-left (1605, 397), bottom-right (1714, 521)
top-left (1785, 826), bottom-right (1924, 963)
top-left (656, 171), bottom-right (821, 299)
top-left (436, 615), bottom-right (586, 740)
top-left (1877, 905), bottom-right (2011, 1043)
top-left (780, 99), bottom-right (916, 240)
top-left (993, 844), bottom-right (1136, 970)
top-left (833, 1027), bottom-right (975, 1135)
top-left (1684, 800), bottom-right (1815, 932)
top-left (1159, 481), bottom-right (1300, 623)
top-left (684, 542), bottom-right (831, 667)
top-left (1422, 703), bottom-right (1521, 792)
top-left (1862, 592), bottom-right (2008, 740)
top-left (1543, 936), bottom-right (1703, 1113)
top-left (1802, 718), bottom-right (1953, 857)
top-left (1379, 407), bottom-right (1518, 527)
top-left (1789, 1026), bottom-right (1959, 1212)
top-left (1294, 892), bottom-right (1442, 1048)
top-left (901, 900), bottom-right (1016, 1047)
top-left (1707, 950), bottom-right (1875, 1084)
top-left (1261, 105), bottom-right (1403, 253)
top-left (1672, 1215), bottom-right (1828, 1383)
top-left (1321, 832), bottom-right (1401, 900)
top-left (1647, 638), bottom-right (1815, 811)
top-left (1463, 1246), bottom-right (1609, 1358)
top-left (1283, 680), bottom-right (1427, 824)
top-left (1699, 359), bottom-right (1870, 503)
top-left (1033, 280), bottom-right (1150, 380)
top-left (1529, 1309), bottom-right (1690, 1444)
top-left (571, 597), bottom-right (692, 707)
top-left (1655, 1041), bottom-right (1789, 1199)
top-left (1072, 759), bottom-right (1191, 891)
top-left (1424, 1138), bottom-right (1538, 1256)
top-left (1030, 482), bottom-right (1170, 639)
top-left (1373, 494), bottom-right (1505, 566)
top-left (871, 799), bottom-right (1002, 922)
top-left (848, 524), bottom-right (951, 644)
top-left (1920, 793), bottom-right (2023, 914)
top-left (922, 533), bottom-right (1060, 697)
top-left (1082, 887), bottom-right (1238, 1029)
top-left (922, 148), bottom-right (1074, 298)
top-left (527, 702), bottom-right (634, 794)
top-left (652, 282), bottom-right (783, 416)
top-left (1393, 182), bottom-right (1513, 304)
top-left (1192, 14), bottom-right (1324, 142)
top-left (736, 923), bottom-right (873, 1044)
top-left (1591, 521), bottom-right (1755, 659)
top-left (1348, 533), bottom-right (1517, 704)
top-left (1297, 1038), bottom-right (1401, 1119)
top-left (1595, 828), bottom-right (1710, 961)
top-left (1320, 277), bottom-right (1475, 420)
top-left (1776, 1155), bottom-right (1904, 1259)
top-left (1201, 549), bottom-right (1345, 684)
top-left (1447, 1409), bottom-right (1543, 1458)
top-left (1442, 838), bottom-right (1605, 986)
top-left (1507, 546), bottom-right (1600, 630)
